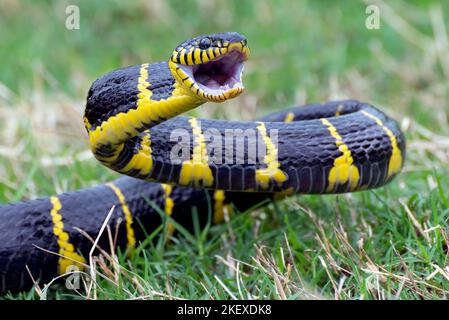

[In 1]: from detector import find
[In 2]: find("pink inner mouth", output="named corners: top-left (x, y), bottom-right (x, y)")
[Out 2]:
top-left (191, 50), bottom-right (245, 91)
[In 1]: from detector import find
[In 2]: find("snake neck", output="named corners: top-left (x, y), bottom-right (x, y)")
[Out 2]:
top-left (84, 62), bottom-right (206, 164)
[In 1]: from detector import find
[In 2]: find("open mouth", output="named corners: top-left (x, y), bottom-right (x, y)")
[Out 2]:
top-left (177, 50), bottom-right (246, 97)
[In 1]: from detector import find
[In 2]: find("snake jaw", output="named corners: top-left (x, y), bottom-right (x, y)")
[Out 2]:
top-left (176, 50), bottom-right (246, 101)
top-left (169, 32), bottom-right (249, 102)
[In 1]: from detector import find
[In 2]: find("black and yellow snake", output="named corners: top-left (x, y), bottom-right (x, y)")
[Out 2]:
top-left (0, 32), bottom-right (405, 294)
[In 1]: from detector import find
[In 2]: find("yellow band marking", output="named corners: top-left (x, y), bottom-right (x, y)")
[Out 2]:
top-left (161, 184), bottom-right (175, 236)
top-left (89, 63), bottom-right (203, 168)
top-left (213, 190), bottom-right (233, 224)
top-left (88, 63), bottom-right (152, 157)
top-left (193, 48), bottom-right (202, 64)
top-left (186, 48), bottom-right (194, 65)
top-left (179, 49), bottom-right (187, 65)
top-left (284, 112), bottom-right (295, 123)
top-left (171, 50), bottom-right (178, 63)
top-left (179, 118), bottom-right (214, 187)
top-left (119, 131), bottom-right (153, 176)
top-left (321, 118), bottom-right (360, 192)
top-left (107, 183), bottom-right (136, 251)
top-left (49, 196), bottom-right (85, 274)
top-left (207, 47), bottom-right (215, 60)
top-left (137, 63), bottom-right (152, 102)
top-left (201, 50), bottom-right (209, 63)
top-left (255, 122), bottom-right (287, 189)
top-left (184, 77), bottom-right (195, 89)
top-left (361, 110), bottom-right (403, 177)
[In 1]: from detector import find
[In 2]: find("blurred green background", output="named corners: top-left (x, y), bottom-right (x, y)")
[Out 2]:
top-left (1, 0), bottom-right (449, 299)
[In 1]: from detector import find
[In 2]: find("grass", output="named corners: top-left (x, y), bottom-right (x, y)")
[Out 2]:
top-left (1, 0), bottom-right (449, 299)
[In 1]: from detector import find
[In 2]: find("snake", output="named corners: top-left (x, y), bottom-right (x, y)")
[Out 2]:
top-left (0, 32), bottom-right (406, 294)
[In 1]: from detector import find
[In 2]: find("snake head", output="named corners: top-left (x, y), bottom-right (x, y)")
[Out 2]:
top-left (169, 32), bottom-right (250, 102)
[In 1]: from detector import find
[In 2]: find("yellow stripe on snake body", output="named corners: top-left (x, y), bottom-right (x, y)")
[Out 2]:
top-left (161, 184), bottom-right (175, 237)
top-left (88, 67), bottom-right (204, 164)
top-left (49, 197), bottom-right (85, 274)
top-left (361, 110), bottom-right (403, 178)
top-left (255, 122), bottom-right (288, 189)
top-left (179, 117), bottom-right (214, 188)
top-left (320, 118), bottom-right (360, 192)
top-left (117, 131), bottom-right (153, 176)
top-left (106, 183), bottom-right (136, 251)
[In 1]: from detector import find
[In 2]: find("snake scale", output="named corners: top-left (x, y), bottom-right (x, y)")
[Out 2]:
top-left (0, 32), bottom-right (405, 294)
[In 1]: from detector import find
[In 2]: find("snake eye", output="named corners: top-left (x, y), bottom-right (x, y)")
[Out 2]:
top-left (199, 38), bottom-right (211, 49)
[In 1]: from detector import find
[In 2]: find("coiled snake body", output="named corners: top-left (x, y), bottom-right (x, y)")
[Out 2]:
top-left (0, 32), bottom-right (405, 294)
